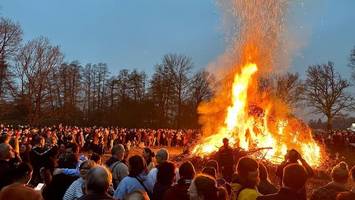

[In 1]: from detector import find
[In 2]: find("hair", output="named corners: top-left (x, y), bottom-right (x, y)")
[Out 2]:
top-left (85, 166), bottom-right (112, 194)
top-left (0, 134), bottom-right (10, 144)
top-left (0, 143), bottom-right (10, 159)
top-left (79, 160), bottom-right (96, 170)
top-left (336, 192), bottom-right (355, 200)
top-left (156, 148), bottom-right (169, 164)
top-left (125, 190), bottom-right (150, 200)
top-left (331, 162), bottom-right (349, 183)
top-left (128, 155), bottom-right (146, 177)
top-left (202, 167), bottom-right (217, 178)
top-left (258, 162), bottom-right (269, 181)
top-left (193, 174), bottom-right (227, 200)
top-left (90, 153), bottom-right (101, 163)
top-left (12, 162), bottom-right (33, 181)
top-left (66, 143), bottom-right (79, 154)
top-left (157, 161), bottom-right (175, 185)
top-left (112, 144), bottom-right (125, 155)
top-left (351, 165), bottom-right (355, 181)
top-left (282, 164), bottom-right (308, 190)
top-left (179, 161), bottom-right (196, 180)
top-left (287, 149), bottom-right (300, 162)
top-left (236, 157), bottom-right (259, 188)
top-left (206, 160), bottom-right (219, 173)
top-left (143, 147), bottom-right (155, 164)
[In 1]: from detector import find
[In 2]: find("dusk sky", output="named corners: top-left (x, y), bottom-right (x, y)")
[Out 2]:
top-left (1, 0), bottom-right (355, 79)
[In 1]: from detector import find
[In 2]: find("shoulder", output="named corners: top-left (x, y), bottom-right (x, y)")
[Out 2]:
top-left (238, 188), bottom-right (259, 200)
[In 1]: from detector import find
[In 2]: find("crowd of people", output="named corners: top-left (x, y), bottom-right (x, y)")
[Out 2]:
top-left (314, 130), bottom-right (355, 149)
top-left (0, 124), bottom-right (354, 200)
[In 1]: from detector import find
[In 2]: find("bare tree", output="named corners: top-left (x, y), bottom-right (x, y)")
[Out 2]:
top-left (163, 54), bottom-right (193, 127)
top-left (12, 37), bottom-right (63, 124)
top-left (0, 17), bottom-right (23, 99)
top-left (349, 46), bottom-right (355, 81)
top-left (304, 62), bottom-right (355, 130)
top-left (274, 72), bottom-right (304, 108)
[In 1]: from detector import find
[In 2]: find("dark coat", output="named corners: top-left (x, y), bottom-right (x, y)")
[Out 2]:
top-left (257, 188), bottom-right (305, 200)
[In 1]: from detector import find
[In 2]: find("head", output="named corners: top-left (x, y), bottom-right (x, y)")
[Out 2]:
top-left (206, 160), bottom-right (219, 174)
top-left (156, 148), bottom-right (169, 165)
top-left (128, 155), bottom-right (146, 177)
top-left (85, 166), bottom-right (112, 194)
top-left (13, 162), bottom-right (33, 184)
top-left (179, 161), bottom-right (196, 180)
top-left (331, 162), bottom-right (349, 184)
top-left (79, 160), bottom-right (96, 179)
top-left (33, 135), bottom-right (45, 147)
top-left (222, 138), bottom-right (229, 147)
top-left (258, 162), bottom-right (269, 181)
top-left (350, 165), bottom-right (355, 187)
top-left (157, 161), bottom-right (175, 186)
top-left (189, 174), bottom-right (221, 200)
top-left (125, 190), bottom-right (150, 200)
top-left (202, 167), bottom-right (217, 179)
top-left (112, 144), bottom-right (125, 161)
top-left (286, 149), bottom-right (300, 163)
top-left (0, 143), bottom-right (15, 160)
top-left (65, 143), bottom-right (79, 156)
top-left (143, 147), bottom-right (155, 163)
top-left (90, 153), bottom-right (102, 164)
top-left (236, 157), bottom-right (259, 188)
top-left (282, 164), bottom-right (308, 190)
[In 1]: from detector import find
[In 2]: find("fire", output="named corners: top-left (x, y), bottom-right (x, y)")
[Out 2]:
top-left (192, 62), bottom-right (323, 166)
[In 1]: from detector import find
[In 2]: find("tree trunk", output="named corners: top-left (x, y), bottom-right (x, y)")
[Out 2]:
top-left (326, 115), bottom-right (333, 131)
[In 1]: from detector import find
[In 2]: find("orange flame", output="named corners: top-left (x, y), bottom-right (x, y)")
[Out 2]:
top-left (193, 62), bottom-right (322, 166)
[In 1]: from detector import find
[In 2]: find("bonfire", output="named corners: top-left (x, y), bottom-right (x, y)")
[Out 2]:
top-left (192, 0), bottom-right (324, 167)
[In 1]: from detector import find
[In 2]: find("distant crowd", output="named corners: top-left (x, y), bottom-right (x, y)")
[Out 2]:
top-left (314, 130), bottom-right (355, 149)
top-left (0, 124), bottom-right (354, 200)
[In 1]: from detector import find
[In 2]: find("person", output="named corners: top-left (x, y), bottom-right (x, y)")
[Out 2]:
top-left (143, 147), bottom-right (155, 172)
top-left (311, 162), bottom-right (350, 200)
top-left (125, 190), bottom-right (150, 200)
top-left (78, 166), bottom-right (114, 200)
top-left (0, 162), bottom-right (43, 200)
top-left (205, 159), bottom-right (230, 194)
top-left (230, 156), bottom-right (260, 200)
top-left (217, 138), bottom-right (235, 182)
top-left (114, 155), bottom-right (154, 200)
top-left (188, 174), bottom-right (228, 200)
top-left (257, 162), bottom-right (277, 195)
top-left (276, 149), bottom-right (314, 184)
top-left (105, 144), bottom-right (125, 167)
top-left (42, 147), bottom-right (79, 200)
top-left (108, 144), bottom-right (129, 189)
top-left (148, 148), bottom-right (169, 185)
top-left (90, 153), bottom-right (101, 164)
top-left (152, 161), bottom-right (175, 200)
top-left (257, 163), bottom-right (309, 200)
top-left (336, 165), bottom-right (355, 200)
top-left (63, 160), bottom-right (96, 200)
top-left (276, 149), bottom-right (313, 200)
top-left (0, 143), bottom-right (21, 190)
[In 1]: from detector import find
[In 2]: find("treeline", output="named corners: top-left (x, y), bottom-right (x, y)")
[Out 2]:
top-left (1, 17), bottom-right (355, 129)
top-left (0, 17), bottom-right (213, 127)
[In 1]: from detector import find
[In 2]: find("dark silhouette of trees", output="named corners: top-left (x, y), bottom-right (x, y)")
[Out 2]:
top-left (0, 17), bottom-right (22, 100)
top-left (304, 62), bottom-right (355, 130)
top-left (349, 46), bottom-right (355, 81)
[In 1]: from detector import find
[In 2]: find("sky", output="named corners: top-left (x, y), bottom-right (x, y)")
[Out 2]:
top-left (1, 0), bottom-right (355, 79)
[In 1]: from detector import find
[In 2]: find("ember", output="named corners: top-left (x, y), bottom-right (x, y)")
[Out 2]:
top-left (192, 0), bottom-right (324, 166)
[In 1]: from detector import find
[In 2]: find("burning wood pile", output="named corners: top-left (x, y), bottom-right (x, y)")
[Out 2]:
top-left (191, 0), bottom-right (324, 167)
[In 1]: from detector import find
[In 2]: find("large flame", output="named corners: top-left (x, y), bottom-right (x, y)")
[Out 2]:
top-left (193, 62), bottom-right (322, 166)
top-left (192, 0), bottom-right (323, 166)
